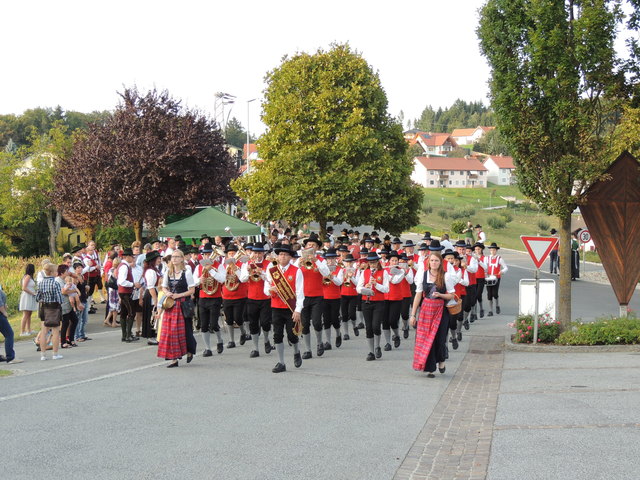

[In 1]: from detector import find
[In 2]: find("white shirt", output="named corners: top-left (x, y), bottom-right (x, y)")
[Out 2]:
top-left (131, 265), bottom-right (144, 300)
top-left (263, 263), bottom-right (305, 312)
top-left (162, 268), bottom-right (195, 289)
top-left (477, 231), bottom-right (487, 243)
top-left (117, 261), bottom-right (134, 288)
top-left (193, 259), bottom-right (227, 285)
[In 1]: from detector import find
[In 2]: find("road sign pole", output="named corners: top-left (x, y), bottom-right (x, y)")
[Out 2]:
top-left (533, 268), bottom-right (540, 343)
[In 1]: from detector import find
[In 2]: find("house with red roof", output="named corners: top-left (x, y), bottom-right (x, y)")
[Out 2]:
top-left (483, 155), bottom-right (516, 185)
top-left (451, 126), bottom-right (495, 145)
top-left (409, 132), bottom-right (458, 156)
top-left (411, 156), bottom-right (488, 188)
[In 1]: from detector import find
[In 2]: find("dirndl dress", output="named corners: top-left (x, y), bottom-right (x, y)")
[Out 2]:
top-left (413, 283), bottom-right (450, 373)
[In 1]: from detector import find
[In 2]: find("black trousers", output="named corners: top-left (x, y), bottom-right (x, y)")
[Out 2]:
top-left (198, 297), bottom-right (222, 333)
top-left (246, 298), bottom-right (272, 335)
top-left (184, 313), bottom-right (197, 354)
top-left (463, 284), bottom-right (477, 312)
top-left (223, 298), bottom-right (246, 326)
top-left (87, 275), bottom-right (102, 297)
top-left (118, 293), bottom-right (136, 339)
top-left (302, 296), bottom-right (324, 334)
top-left (449, 311), bottom-right (462, 331)
top-left (475, 279), bottom-right (486, 305)
top-left (401, 297), bottom-right (412, 322)
top-left (340, 295), bottom-right (358, 323)
top-left (362, 300), bottom-right (385, 338)
top-left (322, 298), bottom-right (341, 330)
top-left (486, 278), bottom-right (501, 300)
top-left (383, 300), bottom-right (402, 330)
top-left (61, 311), bottom-right (78, 343)
top-left (272, 307), bottom-right (299, 345)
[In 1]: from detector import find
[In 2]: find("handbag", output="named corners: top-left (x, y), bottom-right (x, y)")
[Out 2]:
top-left (180, 298), bottom-right (195, 319)
top-left (42, 304), bottom-right (62, 327)
top-left (161, 295), bottom-right (175, 310)
top-left (106, 274), bottom-right (117, 290)
top-left (446, 294), bottom-right (462, 315)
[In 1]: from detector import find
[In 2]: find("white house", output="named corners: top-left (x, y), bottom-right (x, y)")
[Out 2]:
top-left (411, 132), bottom-right (458, 156)
top-left (483, 155), bottom-right (516, 185)
top-left (451, 126), bottom-right (495, 145)
top-left (412, 156), bottom-right (488, 188)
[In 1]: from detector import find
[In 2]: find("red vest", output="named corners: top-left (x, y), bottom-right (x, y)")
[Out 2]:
top-left (197, 262), bottom-right (222, 299)
top-left (340, 268), bottom-right (358, 297)
top-left (362, 269), bottom-right (385, 302)
top-left (476, 255), bottom-right (487, 279)
top-left (401, 268), bottom-right (414, 298)
top-left (465, 254), bottom-right (477, 285)
top-left (247, 259), bottom-right (270, 301)
top-left (452, 266), bottom-right (466, 297)
top-left (487, 256), bottom-right (503, 278)
top-left (301, 259), bottom-right (324, 297)
top-left (83, 252), bottom-right (99, 278)
top-left (322, 267), bottom-right (342, 300)
top-left (117, 263), bottom-right (133, 294)
top-left (222, 261), bottom-right (247, 300)
top-left (270, 265), bottom-right (298, 309)
top-left (386, 267), bottom-right (404, 301)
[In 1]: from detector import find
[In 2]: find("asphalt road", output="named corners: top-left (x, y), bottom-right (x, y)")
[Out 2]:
top-left (2, 247), bottom-right (637, 480)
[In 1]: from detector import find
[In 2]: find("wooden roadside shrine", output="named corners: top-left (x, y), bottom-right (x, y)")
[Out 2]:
top-left (580, 151), bottom-right (640, 316)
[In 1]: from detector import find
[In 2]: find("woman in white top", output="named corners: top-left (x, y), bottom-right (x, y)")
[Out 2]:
top-left (141, 251), bottom-right (162, 345)
top-left (19, 263), bottom-right (38, 336)
top-left (410, 245), bottom-right (457, 377)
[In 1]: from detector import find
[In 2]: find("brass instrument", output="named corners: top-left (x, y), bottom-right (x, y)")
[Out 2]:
top-left (343, 267), bottom-right (355, 287)
top-left (407, 259), bottom-right (414, 268)
top-left (201, 266), bottom-right (219, 295)
top-left (322, 275), bottom-right (333, 286)
top-left (301, 248), bottom-right (317, 270)
top-left (249, 262), bottom-right (263, 282)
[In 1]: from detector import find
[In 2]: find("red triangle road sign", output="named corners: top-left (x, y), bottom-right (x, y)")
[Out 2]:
top-left (520, 235), bottom-right (559, 269)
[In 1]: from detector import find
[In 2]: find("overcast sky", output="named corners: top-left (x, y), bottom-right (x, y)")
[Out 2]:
top-left (2, 0), bottom-right (491, 134)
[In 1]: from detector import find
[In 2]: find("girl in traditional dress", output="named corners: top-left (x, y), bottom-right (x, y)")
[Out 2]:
top-left (158, 249), bottom-right (196, 368)
top-left (410, 251), bottom-right (457, 378)
top-left (142, 251), bottom-right (162, 345)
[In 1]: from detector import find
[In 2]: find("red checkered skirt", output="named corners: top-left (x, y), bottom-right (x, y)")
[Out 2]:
top-left (157, 300), bottom-right (187, 360)
top-left (412, 298), bottom-right (444, 371)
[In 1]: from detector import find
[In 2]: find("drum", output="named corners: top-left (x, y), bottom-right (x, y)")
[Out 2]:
top-left (485, 275), bottom-right (498, 286)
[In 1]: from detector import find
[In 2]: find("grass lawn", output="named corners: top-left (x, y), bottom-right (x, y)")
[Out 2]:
top-left (0, 369), bottom-right (12, 377)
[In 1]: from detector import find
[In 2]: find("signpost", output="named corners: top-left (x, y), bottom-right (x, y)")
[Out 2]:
top-left (520, 235), bottom-right (559, 343)
top-left (579, 229), bottom-right (591, 277)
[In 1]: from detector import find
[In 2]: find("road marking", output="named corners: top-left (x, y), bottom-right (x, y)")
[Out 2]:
top-left (0, 361), bottom-right (164, 402)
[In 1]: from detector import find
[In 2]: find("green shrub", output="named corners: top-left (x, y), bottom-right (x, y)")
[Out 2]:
top-left (537, 219), bottom-right (550, 231)
top-left (438, 209), bottom-right (448, 220)
top-left (500, 212), bottom-right (513, 223)
top-left (95, 224), bottom-right (136, 250)
top-left (556, 315), bottom-right (640, 345)
top-left (487, 215), bottom-right (506, 229)
top-left (449, 206), bottom-right (476, 220)
top-left (421, 205), bottom-right (433, 215)
top-left (450, 220), bottom-right (466, 234)
top-left (510, 313), bottom-right (561, 343)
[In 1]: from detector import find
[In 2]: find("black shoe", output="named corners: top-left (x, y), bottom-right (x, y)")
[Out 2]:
top-left (375, 347), bottom-right (382, 359)
top-left (457, 331), bottom-right (462, 341)
top-left (463, 320), bottom-right (470, 330)
top-left (403, 327), bottom-right (409, 339)
top-left (294, 352), bottom-right (302, 368)
top-left (167, 361), bottom-right (179, 368)
top-left (496, 306), bottom-right (501, 314)
top-left (323, 342), bottom-right (332, 351)
top-left (249, 350), bottom-right (259, 358)
top-left (357, 322), bottom-right (365, 329)
top-left (227, 341), bottom-right (236, 349)
top-left (217, 342), bottom-right (224, 354)
top-left (125, 336), bottom-right (140, 343)
top-left (147, 340), bottom-right (159, 346)
top-left (335, 335), bottom-right (342, 348)
top-left (366, 352), bottom-right (375, 361)
top-left (302, 351), bottom-right (312, 360)
top-left (317, 343), bottom-right (325, 357)
top-left (343, 334), bottom-right (350, 341)
top-left (393, 335), bottom-right (401, 348)
top-left (383, 343), bottom-right (392, 351)
top-left (187, 353), bottom-right (193, 364)
top-left (487, 311), bottom-right (493, 317)
top-left (439, 365), bottom-right (446, 374)
top-left (264, 341), bottom-right (273, 354)
top-left (480, 309), bottom-right (485, 318)
top-left (427, 373), bottom-right (435, 378)
top-left (470, 314), bottom-right (476, 323)
top-left (353, 326), bottom-right (360, 337)
top-left (452, 338), bottom-right (459, 350)
top-left (239, 334), bottom-right (247, 346)
top-left (203, 349), bottom-right (213, 357)
top-left (121, 338), bottom-right (127, 342)
top-left (272, 362), bottom-right (286, 373)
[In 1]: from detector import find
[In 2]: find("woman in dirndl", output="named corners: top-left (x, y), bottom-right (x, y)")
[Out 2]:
top-left (158, 249), bottom-right (196, 368)
top-left (410, 249), bottom-right (457, 377)
top-left (141, 251), bottom-right (162, 346)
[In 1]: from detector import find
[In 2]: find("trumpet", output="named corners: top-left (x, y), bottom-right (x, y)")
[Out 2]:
top-left (300, 248), bottom-right (317, 270)
top-left (249, 262), bottom-right (263, 282)
top-left (343, 267), bottom-right (355, 287)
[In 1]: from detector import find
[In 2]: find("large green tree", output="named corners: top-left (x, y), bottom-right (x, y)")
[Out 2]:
top-left (225, 116), bottom-right (256, 149)
top-left (232, 43), bottom-right (422, 237)
top-left (478, 0), bottom-right (635, 326)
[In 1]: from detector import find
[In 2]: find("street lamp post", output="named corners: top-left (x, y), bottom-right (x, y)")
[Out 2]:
top-left (246, 98), bottom-right (256, 174)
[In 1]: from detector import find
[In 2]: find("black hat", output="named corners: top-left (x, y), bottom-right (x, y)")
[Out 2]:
top-left (465, 243), bottom-right (474, 250)
top-left (252, 243), bottom-right (266, 253)
top-left (473, 242), bottom-right (485, 250)
top-left (337, 245), bottom-right (349, 252)
top-left (373, 238), bottom-right (382, 245)
top-left (145, 251), bottom-right (161, 263)
top-left (200, 234), bottom-right (210, 240)
top-left (343, 254), bottom-right (355, 262)
top-left (364, 237), bottom-right (374, 243)
top-left (292, 250), bottom-right (300, 258)
top-left (404, 240), bottom-right (415, 247)
top-left (418, 243), bottom-right (428, 251)
top-left (201, 244), bottom-right (214, 253)
top-left (122, 248), bottom-right (134, 257)
top-left (488, 242), bottom-right (500, 250)
top-left (428, 240), bottom-right (444, 251)
top-left (454, 240), bottom-right (467, 248)
top-left (387, 250), bottom-right (399, 259)
top-left (72, 262), bottom-right (83, 270)
top-left (71, 245), bottom-right (82, 253)
top-left (327, 226), bottom-right (334, 232)
top-left (474, 224), bottom-right (482, 229)
top-left (550, 228), bottom-right (557, 234)
top-left (225, 244), bottom-right (239, 253)
top-left (422, 232), bottom-right (432, 240)
top-left (392, 237), bottom-right (402, 244)
top-left (399, 253), bottom-right (410, 261)
top-left (383, 234), bottom-right (391, 241)
top-left (359, 247), bottom-right (369, 255)
top-left (303, 234), bottom-right (322, 247)
top-left (371, 231), bottom-right (378, 236)
top-left (353, 230), bottom-right (360, 235)
top-left (321, 237), bottom-right (331, 244)
top-left (274, 245), bottom-right (293, 255)
top-left (442, 249), bottom-right (456, 258)
top-left (77, 242), bottom-right (87, 249)
top-left (379, 248), bottom-right (391, 256)
top-left (365, 252), bottom-right (381, 262)
top-left (323, 248), bottom-right (338, 258)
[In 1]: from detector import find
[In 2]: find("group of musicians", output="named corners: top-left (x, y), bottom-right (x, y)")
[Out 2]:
top-left (169, 231), bottom-right (507, 373)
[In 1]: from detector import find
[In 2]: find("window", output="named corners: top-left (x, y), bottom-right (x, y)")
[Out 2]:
top-left (479, 171), bottom-right (483, 175)
top-left (429, 170), bottom-right (435, 175)
top-left (451, 170), bottom-right (455, 175)
top-left (479, 181), bottom-right (483, 185)
top-left (501, 178), bottom-right (506, 183)
top-left (449, 180), bottom-right (452, 185)
top-left (461, 180), bottom-right (465, 185)
top-left (429, 180), bottom-right (434, 185)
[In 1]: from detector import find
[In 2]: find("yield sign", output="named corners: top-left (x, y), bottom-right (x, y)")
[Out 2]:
top-left (521, 235), bottom-right (559, 269)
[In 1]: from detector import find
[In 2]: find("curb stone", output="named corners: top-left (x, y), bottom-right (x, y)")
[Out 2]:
top-left (504, 333), bottom-right (640, 353)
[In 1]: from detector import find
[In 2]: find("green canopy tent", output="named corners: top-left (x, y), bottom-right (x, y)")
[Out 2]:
top-left (159, 207), bottom-right (262, 239)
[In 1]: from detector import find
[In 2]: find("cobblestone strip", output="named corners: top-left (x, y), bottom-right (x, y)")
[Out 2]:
top-left (394, 336), bottom-right (504, 480)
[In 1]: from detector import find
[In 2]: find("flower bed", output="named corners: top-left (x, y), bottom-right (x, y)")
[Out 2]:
top-left (556, 315), bottom-right (640, 345)
top-left (509, 313), bottom-right (561, 344)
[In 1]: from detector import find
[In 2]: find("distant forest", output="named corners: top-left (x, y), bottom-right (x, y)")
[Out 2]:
top-left (411, 99), bottom-right (495, 133)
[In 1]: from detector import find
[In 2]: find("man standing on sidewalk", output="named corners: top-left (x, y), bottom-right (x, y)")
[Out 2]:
top-left (0, 284), bottom-right (23, 364)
